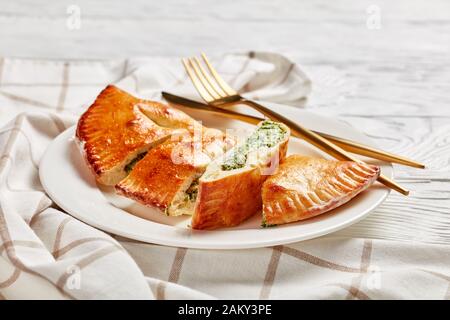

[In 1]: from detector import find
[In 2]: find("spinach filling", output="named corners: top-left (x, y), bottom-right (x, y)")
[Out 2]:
top-left (124, 152), bottom-right (147, 173)
top-left (261, 219), bottom-right (277, 228)
top-left (184, 180), bottom-right (199, 202)
top-left (221, 120), bottom-right (286, 171)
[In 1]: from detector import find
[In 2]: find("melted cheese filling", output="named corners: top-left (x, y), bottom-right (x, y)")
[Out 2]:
top-left (221, 120), bottom-right (286, 171)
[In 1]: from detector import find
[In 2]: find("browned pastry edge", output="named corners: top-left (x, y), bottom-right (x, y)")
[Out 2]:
top-left (76, 85), bottom-right (198, 185)
top-left (262, 155), bottom-right (380, 226)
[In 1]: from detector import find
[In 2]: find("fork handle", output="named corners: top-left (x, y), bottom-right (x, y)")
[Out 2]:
top-left (241, 98), bottom-right (409, 195)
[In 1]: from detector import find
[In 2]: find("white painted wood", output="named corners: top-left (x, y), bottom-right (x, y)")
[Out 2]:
top-left (0, 0), bottom-right (449, 244)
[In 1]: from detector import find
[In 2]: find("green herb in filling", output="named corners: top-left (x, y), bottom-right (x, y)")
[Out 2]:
top-left (221, 149), bottom-right (248, 171)
top-left (185, 180), bottom-right (199, 202)
top-left (221, 120), bottom-right (286, 171)
top-left (261, 220), bottom-right (277, 228)
top-left (124, 152), bottom-right (147, 173)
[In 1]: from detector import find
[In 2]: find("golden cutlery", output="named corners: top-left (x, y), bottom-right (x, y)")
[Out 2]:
top-left (162, 91), bottom-right (425, 169)
top-left (181, 53), bottom-right (410, 195)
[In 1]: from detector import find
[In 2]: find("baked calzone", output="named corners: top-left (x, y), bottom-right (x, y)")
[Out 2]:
top-left (115, 127), bottom-right (234, 216)
top-left (261, 155), bottom-right (380, 226)
top-left (76, 85), bottom-right (197, 185)
top-left (191, 120), bottom-right (290, 230)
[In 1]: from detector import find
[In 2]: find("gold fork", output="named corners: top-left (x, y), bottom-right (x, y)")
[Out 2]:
top-left (182, 53), bottom-right (409, 196)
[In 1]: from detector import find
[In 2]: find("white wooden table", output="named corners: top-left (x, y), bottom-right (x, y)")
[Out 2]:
top-left (0, 0), bottom-right (449, 244)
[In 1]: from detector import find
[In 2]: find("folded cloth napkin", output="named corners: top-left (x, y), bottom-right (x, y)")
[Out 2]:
top-left (0, 53), bottom-right (449, 300)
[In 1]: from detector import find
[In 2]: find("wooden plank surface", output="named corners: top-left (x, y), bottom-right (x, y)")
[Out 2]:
top-left (0, 0), bottom-right (449, 244)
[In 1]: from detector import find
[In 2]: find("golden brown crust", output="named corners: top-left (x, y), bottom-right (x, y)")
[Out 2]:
top-left (115, 140), bottom-right (201, 212)
top-left (191, 168), bottom-right (266, 229)
top-left (76, 85), bottom-right (197, 185)
top-left (115, 129), bottom-right (233, 214)
top-left (191, 136), bottom-right (289, 230)
top-left (137, 101), bottom-right (198, 129)
top-left (262, 155), bottom-right (380, 225)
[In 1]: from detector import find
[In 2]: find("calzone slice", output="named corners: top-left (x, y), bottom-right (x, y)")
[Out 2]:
top-left (261, 155), bottom-right (380, 226)
top-left (76, 85), bottom-right (197, 185)
top-left (115, 127), bottom-right (234, 217)
top-left (191, 120), bottom-right (290, 230)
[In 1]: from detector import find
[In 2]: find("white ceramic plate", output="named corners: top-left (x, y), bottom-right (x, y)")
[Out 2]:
top-left (40, 102), bottom-right (391, 249)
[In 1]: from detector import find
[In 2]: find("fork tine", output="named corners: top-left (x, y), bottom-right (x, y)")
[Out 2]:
top-left (201, 53), bottom-right (237, 96)
top-left (192, 57), bottom-right (227, 98)
top-left (188, 58), bottom-right (222, 100)
top-left (182, 58), bottom-right (214, 103)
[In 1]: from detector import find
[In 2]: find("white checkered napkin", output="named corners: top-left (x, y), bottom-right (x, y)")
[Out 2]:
top-left (0, 53), bottom-right (449, 300)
